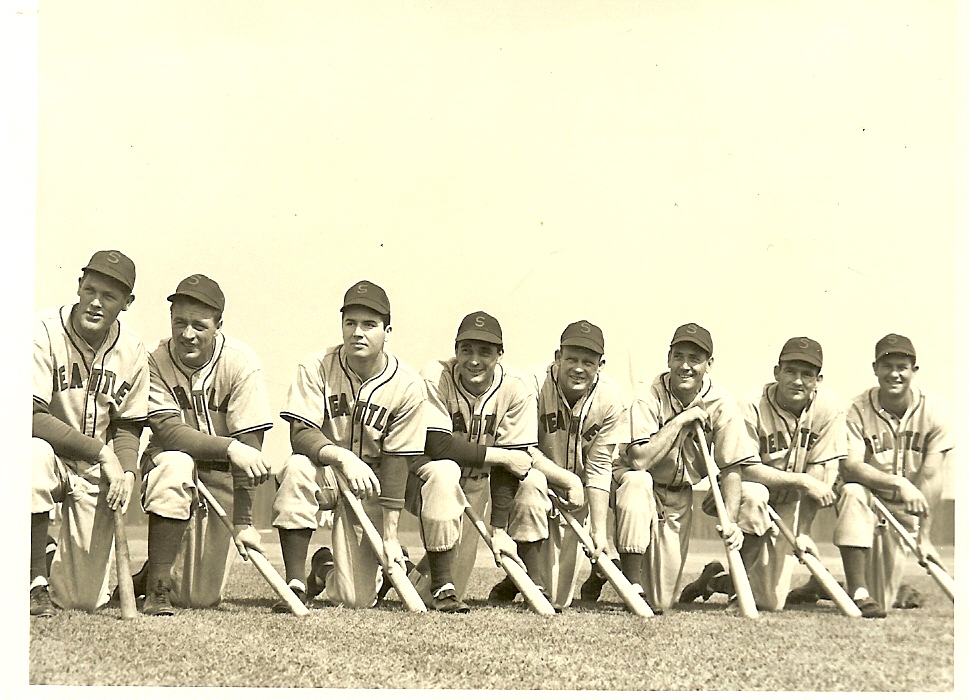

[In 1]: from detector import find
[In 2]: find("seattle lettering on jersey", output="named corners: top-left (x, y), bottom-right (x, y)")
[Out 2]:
top-left (325, 392), bottom-right (391, 432)
top-left (171, 386), bottom-right (231, 416)
top-left (52, 361), bottom-right (134, 406)
top-left (451, 411), bottom-right (497, 441)
top-left (541, 408), bottom-right (603, 443)
top-left (863, 430), bottom-right (924, 456)
top-left (759, 427), bottom-right (819, 457)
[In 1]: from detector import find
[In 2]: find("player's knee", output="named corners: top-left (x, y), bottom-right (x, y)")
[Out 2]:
top-left (741, 481), bottom-right (770, 507)
top-left (420, 459), bottom-right (461, 490)
top-left (277, 453), bottom-right (316, 487)
top-left (617, 469), bottom-right (653, 495)
top-left (31, 437), bottom-right (57, 470)
top-left (151, 450), bottom-right (195, 480)
top-left (838, 482), bottom-right (869, 506)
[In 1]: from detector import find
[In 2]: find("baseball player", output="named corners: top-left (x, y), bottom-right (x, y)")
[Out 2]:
top-left (824, 334), bottom-right (952, 617)
top-left (271, 281), bottom-right (433, 611)
top-left (31, 250), bottom-right (148, 615)
top-left (679, 337), bottom-right (846, 611)
top-left (619, 323), bottom-right (765, 612)
top-left (127, 274), bottom-right (274, 615)
top-left (490, 321), bottom-right (630, 611)
top-left (405, 311), bottom-right (536, 612)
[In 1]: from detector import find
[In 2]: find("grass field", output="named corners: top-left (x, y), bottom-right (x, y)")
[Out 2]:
top-left (29, 529), bottom-right (954, 691)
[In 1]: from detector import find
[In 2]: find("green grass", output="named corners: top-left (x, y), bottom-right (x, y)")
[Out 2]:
top-left (29, 533), bottom-right (954, 691)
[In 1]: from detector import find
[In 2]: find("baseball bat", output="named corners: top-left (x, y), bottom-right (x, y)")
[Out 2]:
top-left (871, 497), bottom-right (954, 602)
top-left (547, 490), bottom-right (654, 618)
top-left (112, 508), bottom-right (138, 619)
top-left (462, 498), bottom-right (557, 616)
top-left (766, 506), bottom-right (862, 618)
top-left (695, 428), bottom-right (759, 618)
top-left (194, 479), bottom-right (309, 617)
top-left (331, 470), bottom-right (427, 612)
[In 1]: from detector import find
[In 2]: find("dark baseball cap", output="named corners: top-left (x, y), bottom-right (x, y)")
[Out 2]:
top-left (167, 274), bottom-right (225, 313)
top-left (82, 250), bottom-right (136, 292)
top-left (875, 333), bottom-right (916, 362)
top-left (670, 323), bottom-right (713, 356)
top-left (455, 311), bottom-right (503, 345)
top-left (340, 280), bottom-right (390, 315)
top-left (560, 320), bottom-right (605, 355)
top-left (778, 337), bottom-right (823, 369)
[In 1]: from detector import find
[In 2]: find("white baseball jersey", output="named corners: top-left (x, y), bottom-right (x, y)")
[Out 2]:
top-left (846, 386), bottom-right (953, 479)
top-left (281, 346), bottom-right (430, 464)
top-left (33, 305), bottom-right (148, 442)
top-left (532, 365), bottom-right (628, 493)
top-left (743, 383), bottom-right (846, 474)
top-left (629, 373), bottom-right (757, 487)
top-left (145, 333), bottom-right (274, 457)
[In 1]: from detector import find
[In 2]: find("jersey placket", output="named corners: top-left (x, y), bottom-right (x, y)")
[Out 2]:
top-left (454, 364), bottom-right (502, 479)
top-left (871, 389), bottom-right (919, 478)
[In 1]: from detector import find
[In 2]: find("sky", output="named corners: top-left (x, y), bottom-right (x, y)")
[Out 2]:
top-left (2, 0), bottom-right (967, 695)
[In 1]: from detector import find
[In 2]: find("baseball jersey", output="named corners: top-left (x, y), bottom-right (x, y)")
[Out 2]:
top-left (846, 386), bottom-right (953, 479)
top-left (33, 305), bottom-right (148, 444)
top-left (743, 383), bottom-right (847, 474)
top-left (629, 372), bottom-right (758, 488)
top-left (144, 332), bottom-right (274, 460)
top-left (281, 346), bottom-right (430, 464)
top-left (423, 359), bottom-right (536, 476)
top-left (532, 364), bottom-right (628, 493)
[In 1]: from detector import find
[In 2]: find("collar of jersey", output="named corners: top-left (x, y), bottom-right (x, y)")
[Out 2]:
top-left (870, 384), bottom-right (923, 424)
top-left (454, 360), bottom-right (503, 408)
top-left (765, 382), bottom-right (816, 423)
top-left (549, 363), bottom-right (599, 414)
top-left (169, 332), bottom-right (225, 377)
top-left (661, 371), bottom-right (710, 412)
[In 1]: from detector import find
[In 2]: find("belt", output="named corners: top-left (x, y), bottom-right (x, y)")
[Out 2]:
top-left (196, 460), bottom-right (231, 472)
top-left (460, 466), bottom-right (490, 481)
top-left (654, 481), bottom-right (693, 493)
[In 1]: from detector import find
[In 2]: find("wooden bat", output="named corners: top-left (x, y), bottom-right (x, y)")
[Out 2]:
top-left (695, 428), bottom-right (759, 618)
top-left (112, 508), bottom-right (138, 619)
top-left (194, 479), bottom-right (310, 617)
top-left (462, 497), bottom-right (557, 616)
top-left (547, 490), bottom-right (654, 618)
top-left (871, 497), bottom-right (954, 602)
top-left (331, 470), bottom-right (427, 612)
top-left (766, 506), bottom-right (861, 617)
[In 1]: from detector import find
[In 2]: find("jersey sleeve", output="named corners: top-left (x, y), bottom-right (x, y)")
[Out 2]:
top-left (382, 378), bottom-right (432, 456)
top-left (32, 318), bottom-right (54, 408)
top-left (845, 399), bottom-right (868, 459)
top-left (116, 340), bottom-right (149, 422)
top-left (147, 351), bottom-right (182, 419)
top-left (420, 360), bottom-right (456, 435)
top-left (629, 386), bottom-right (661, 446)
top-left (806, 392), bottom-right (847, 464)
top-left (226, 351), bottom-right (274, 436)
top-left (923, 398), bottom-right (955, 455)
top-left (494, 377), bottom-right (538, 448)
top-left (280, 356), bottom-right (327, 429)
top-left (710, 394), bottom-right (759, 467)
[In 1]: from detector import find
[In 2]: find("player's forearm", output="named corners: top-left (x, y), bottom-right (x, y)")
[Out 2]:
top-left (231, 483), bottom-right (255, 526)
top-left (376, 454), bottom-right (409, 510)
top-left (839, 455), bottom-right (905, 494)
top-left (150, 412), bottom-right (233, 461)
top-left (527, 447), bottom-right (574, 492)
top-left (108, 420), bottom-right (144, 474)
top-left (719, 466), bottom-right (742, 521)
top-left (627, 418), bottom-right (687, 470)
top-left (586, 486), bottom-right (610, 540)
top-left (381, 507), bottom-right (401, 545)
top-left (290, 420), bottom-right (336, 463)
top-left (423, 429), bottom-right (487, 469)
top-left (913, 451), bottom-right (946, 527)
top-left (744, 463), bottom-right (803, 491)
top-left (32, 409), bottom-right (103, 463)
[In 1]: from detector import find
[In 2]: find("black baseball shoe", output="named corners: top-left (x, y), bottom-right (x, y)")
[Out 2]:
top-left (488, 575), bottom-right (519, 602)
top-left (678, 561), bottom-right (725, 604)
top-left (306, 547), bottom-right (335, 599)
top-left (272, 581), bottom-right (309, 614)
top-left (30, 584), bottom-right (56, 618)
top-left (855, 596), bottom-right (887, 619)
top-left (786, 577), bottom-right (830, 605)
top-left (111, 559), bottom-right (148, 603)
top-left (143, 576), bottom-right (175, 617)
top-left (579, 560), bottom-right (619, 602)
top-left (430, 583), bottom-right (470, 614)
top-left (375, 547), bottom-right (414, 601)
top-left (893, 584), bottom-right (924, 609)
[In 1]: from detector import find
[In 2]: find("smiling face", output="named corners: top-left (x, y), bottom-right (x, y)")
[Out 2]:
top-left (341, 305), bottom-right (389, 364)
top-left (667, 341), bottom-right (712, 404)
top-left (170, 298), bottom-right (222, 368)
top-left (873, 354), bottom-right (918, 403)
top-left (73, 271), bottom-right (134, 347)
top-left (455, 340), bottom-right (501, 396)
top-left (555, 345), bottom-right (603, 404)
top-left (773, 360), bottom-right (820, 414)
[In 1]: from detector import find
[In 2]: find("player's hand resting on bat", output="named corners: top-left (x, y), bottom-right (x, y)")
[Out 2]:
top-left (231, 524), bottom-right (263, 561)
top-left (896, 478), bottom-right (929, 516)
top-left (717, 521), bottom-right (744, 551)
top-left (335, 451), bottom-right (381, 499)
top-left (677, 405), bottom-right (709, 429)
top-left (383, 536), bottom-right (405, 571)
top-left (795, 533), bottom-right (819, 558)
top-left (227, 440), bottom-right (272, 487)
top-left (98, 445), bottom-right (129, 511)
top-left (588, 524), bottom-right (608, 561)
top-left (799, 474), bottom-right (836, 507)
top-left (490, 527), bottom-right (525, 569)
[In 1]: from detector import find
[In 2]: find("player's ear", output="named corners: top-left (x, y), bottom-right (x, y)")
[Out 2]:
top-left (871, 361), bottom-right (878, 375)
top-left (598, 357), bottom-right (605, 369)
top-left (122, 294), bottom-right (135, 311)
top-left (817, 373), bottom-right (824, 384)
top-left (216, 316), bottom-right (224, 330)
top-left (706, 356), bottom-right (714, 371)
top-left (553, 349), bottom-right (561, 362)
top-left (912, 364), bottom-right (919, 374)
top-left (772, 365), bottom-right (781, 382)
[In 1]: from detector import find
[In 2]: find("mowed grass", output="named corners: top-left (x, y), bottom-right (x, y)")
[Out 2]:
top-left (30, 531), bottom-right (954, 691)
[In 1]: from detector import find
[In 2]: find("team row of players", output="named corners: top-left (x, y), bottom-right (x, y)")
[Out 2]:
top-left (30, 250), bottom-right (953, 619)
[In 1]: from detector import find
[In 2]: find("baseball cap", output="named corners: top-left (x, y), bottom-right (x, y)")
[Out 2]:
top-left (82, 250), bottom-right (136, 292)
top-left (560, 320), bottom-right (605, 355)
top-left (670, 323), bottom-right (713, 356)
top-left (167, 274), bottom-right (225, 313)
top-left (778, 337), bottom-right (823, 369)
top-left (875, 333), bottom-right (916, 362)
top-left (455, 311), bottom-right (503, 345)
top-left (340, 280), bottom-right (390, 315)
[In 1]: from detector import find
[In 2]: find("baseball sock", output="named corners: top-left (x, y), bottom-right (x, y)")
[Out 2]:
top-left (279, 528), bottom-right (312, 585)
top-left (147, 513), bottom-right (189, 582)
top-left (30, 513), bottom-right (50, 583)
top-left (840, 546), bottom-right (869, 598)
top-left (427, 547), bottom-right (456, 592)
top-left (620, 553), bottom-right (644, 587)
top-left (517, 540), bottom-right (544, 582)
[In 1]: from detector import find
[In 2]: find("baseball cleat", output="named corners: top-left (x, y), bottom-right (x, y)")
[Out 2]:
top-left (678, 560), bottom-right (725, 604)
top-left (30, 585), bottom-right (56, 618)
top-left (143, 578), bottom-right (175, 617)
top-left (488, 575), bottom-right (519, 602)
top-left (579, 560), bottom-right (619, 602)
top-left (272, 582), bottom-right (308, 614)
top-left (430, 584), bottom-right (470, 614)
top-left (375, 547), bottom-right (413, 602)
top-left (893, 584), bottom-right (924, 609)
top-left (111, 559), bottom-right (148, 603)
top-left (854, 596), bottom-right (887, 619)
top-left (306, 546), bottom-right (335, 599)
top-left (786, 577), bottom-right (829, 605)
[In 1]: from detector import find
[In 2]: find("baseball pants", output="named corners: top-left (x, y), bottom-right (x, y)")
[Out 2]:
top-left (141, 451), bottom-right (236, 607)
top-left (834, 482), bottom-right (912, 612)
top-left (32, 437), bottom-right (114, 611)
top-left (272, 454), bottom-right (385, 609)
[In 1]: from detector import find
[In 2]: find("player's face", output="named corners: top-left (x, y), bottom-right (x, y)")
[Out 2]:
top-left (74, 272), bottom-right (133, 346)
top-left (773, 361), bottom-right (820, 410)
top-left (667, 342), bottom-right (711, 401)
top-left (342, 307), bottom-right (388, 361)
top-left (455, 340), bottom-right (501, 395)
top-left (170, 298), bottom-right (222, 368)
top-left (873, 354), bottom-right (918, 398)
top-left (556, 346), bottom-right (603, 401)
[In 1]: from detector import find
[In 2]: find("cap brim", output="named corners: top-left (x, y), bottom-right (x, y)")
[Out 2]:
top-left (455, 330), bottom-right (503, 345)
top-left (876, 350), bottom-right (916, 361)
top-left (778, 352), bottom-right (822, 369)
top-left (82, 265), bottom-right (133, 292)
top-left (670, 336), bottom-right (712, 355)
top-left (341, 301), bottom-right (390, 315)
top-left (562, 338), bottom-right (604, 355)
top-left (168, 292), bottom-right (223, 312)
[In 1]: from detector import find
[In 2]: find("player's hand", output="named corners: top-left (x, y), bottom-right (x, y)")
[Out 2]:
top-left (800, 474), bottom-right (836, 507)
top-left (119, 472), bottom-right (136, 514)
top-left (489, 527), bottom-right (524, 569)
top-left (897, 479), bottom-right (929, 516)
top-left (589, 527), bottom-right (608, 562)
top-left (499, 450), bottom-right (532, 480)
top-left (338, 454), bottom-right (381, 500)
top-left (562, 473), bottom-right (586, 510)
top-left (679, 406), bottom-right (709, 429)
top-left (231, 524), bottom-right (263, 561)
top-left (98, 445), bottom-right (127, 511)
top-left (717, 522), bottom-right (744, 551)
top-left (383, 537), bottom-right (405, 571)
top-left (795, 533), bottom-right (819, 558)
top-left (227, 440), bottom-right (272, 487)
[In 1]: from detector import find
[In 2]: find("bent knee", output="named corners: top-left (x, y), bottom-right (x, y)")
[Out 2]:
top-left (277, 453), bottom-right (317, 485)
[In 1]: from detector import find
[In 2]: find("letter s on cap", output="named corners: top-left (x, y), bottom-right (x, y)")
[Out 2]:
top-left (686, 324), bottom-right (697, 334)
top-left (799, 338), bottom-right (809, 349)
top-left (188, 275), bottom-right (200, 285)
top-left (357, 283), bottom-right (369, 294)
top-left (106, 251), bottom-right (121, 264)
top-left (475, 316), bottom-right (486, 328)
top-left (580, 322), bottom-right (591, 334)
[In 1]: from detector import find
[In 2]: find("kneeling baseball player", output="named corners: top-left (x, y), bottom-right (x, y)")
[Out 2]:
top-left (132, 275), bottom-right (274, 615)
top-left (679, 337), bottom-right (846, 612)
